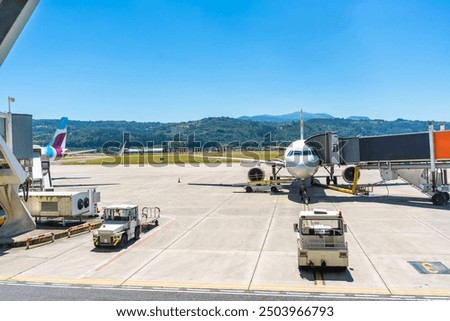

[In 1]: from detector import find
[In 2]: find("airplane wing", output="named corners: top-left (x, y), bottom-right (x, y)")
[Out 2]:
top-left (65, 149), bottom-right (97, 156)
top-left (201, 156), bottom-right (285, 168)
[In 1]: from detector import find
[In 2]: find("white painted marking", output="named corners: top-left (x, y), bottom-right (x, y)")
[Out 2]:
top-left (187, 288), bottom-right (212, 292)
top-left (123, 286), bottom-right (144, 290)
top-left (91, 285), bottom-right (115, 289)
top-left (220, 289), bottom-right (245, 293)
top-left (254, 291), bottom-right (280, 295)
top-left (320, 293), bottom-right (345, 296)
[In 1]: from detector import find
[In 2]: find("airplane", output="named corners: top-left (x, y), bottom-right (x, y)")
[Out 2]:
top-left (215, 110), bottom-right (321, 202)
top-left (122, 147), bottom-right (164, 154)
top-left (119, 134), bottom-right (164, 154)
top-left (35, 117), bottom-right (96, 161)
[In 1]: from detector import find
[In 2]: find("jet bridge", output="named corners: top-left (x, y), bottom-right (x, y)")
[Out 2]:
top-left (306, 123), bottom-right (450, 205)
top-left (0, 0), bottom-right (39, 66)
top-left (0, 0), bottom-right (40, 237)
top-left (0, 122), bottom-right (35, 237)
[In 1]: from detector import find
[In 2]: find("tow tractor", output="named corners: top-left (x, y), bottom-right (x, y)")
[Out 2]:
top-left (93, 204), bottom-right (160, 247)
top-left (294, 209), bottom-right (348, 268)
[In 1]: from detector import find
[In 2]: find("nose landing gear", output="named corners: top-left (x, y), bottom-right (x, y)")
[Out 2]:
top-left (300, 180), bottom-right (310, 205)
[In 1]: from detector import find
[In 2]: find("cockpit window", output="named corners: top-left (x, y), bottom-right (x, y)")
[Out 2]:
top-left (287, 150), bottom-right (314, 156)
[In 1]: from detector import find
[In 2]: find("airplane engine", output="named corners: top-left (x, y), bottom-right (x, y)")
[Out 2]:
top-left (342, 166), bottom-right (360, 183)
top-left (248, 167), bottom-right (265, 182)
top-left (44, 145), bottom-right (57, 160)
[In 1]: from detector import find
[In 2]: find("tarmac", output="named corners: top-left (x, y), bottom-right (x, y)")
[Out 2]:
top-left (1, 162), bottom-right (449, 298)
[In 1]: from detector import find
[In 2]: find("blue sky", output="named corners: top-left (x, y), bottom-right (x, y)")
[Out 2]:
top-left (1, 0), bottom-right (450, 122)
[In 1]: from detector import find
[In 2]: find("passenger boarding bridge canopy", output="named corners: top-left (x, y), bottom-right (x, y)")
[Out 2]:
top-left (0, 0), bottom-right (39, 66)
top-left (306, 128), bottom-right (450, 166)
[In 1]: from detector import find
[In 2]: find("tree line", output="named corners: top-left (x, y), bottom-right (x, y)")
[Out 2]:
top-left (32, 117), bottom-right (447, 150)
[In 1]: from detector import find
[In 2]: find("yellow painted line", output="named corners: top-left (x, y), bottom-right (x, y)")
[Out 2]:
top-left (3, 276), bottom-right (450, 298)
top-left (124, 280), bottom-right (249, 290)
top-left (9, 276), bottom-right (123, 286)
top-left (250, 284), bottom-right (391, 295)
top-left (391, 289), bottom-right (450, 297)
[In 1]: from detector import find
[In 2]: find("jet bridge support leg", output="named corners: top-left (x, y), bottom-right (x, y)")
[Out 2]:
top-left (325, 165), bottom-right (338, 185)
top-left (0, 136), bottom-right (35, 238)
top-left (0, 184), bottom-right (35, 237)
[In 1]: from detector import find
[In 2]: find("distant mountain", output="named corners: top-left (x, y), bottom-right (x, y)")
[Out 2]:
top-left (33, 117), bottom-right (447, 150)
top-left (238, 111), bottom-right (334, 122)
top-left (346, 116), bottom-right (371, 120)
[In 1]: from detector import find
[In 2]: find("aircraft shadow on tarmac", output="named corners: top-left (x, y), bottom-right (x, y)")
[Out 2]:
top-left (188, 178), bottom-right (448, 210)
top-left (52, 176), bottom-right (92, 180)
top-left (285, 179), bottom-right (449, 211)
top-left (53, 183), bottom-right (120, 188)
top-left (298, 267), bottom-right (355, 283)
top-left (286, 180), bottom-right (324, 204)
top-left (0, 244), bottom-right (11, 257)
top-left (52, 176), bottom-right (121, 188)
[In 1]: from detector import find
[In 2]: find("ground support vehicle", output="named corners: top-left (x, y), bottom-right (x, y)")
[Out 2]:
top-left (93, 204), bottom-right (160, 247)
top-left (294, 209), bottom-right (348, 268)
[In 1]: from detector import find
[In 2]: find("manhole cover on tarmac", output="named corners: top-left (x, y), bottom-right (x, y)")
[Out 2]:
top-left (408, 261), bottom-right (450, 274)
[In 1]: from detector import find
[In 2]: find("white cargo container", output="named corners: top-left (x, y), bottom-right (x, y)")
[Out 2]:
top-left (21, 188), bottom-right (100, 219)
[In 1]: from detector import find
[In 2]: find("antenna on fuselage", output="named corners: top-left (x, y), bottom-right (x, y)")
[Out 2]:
top-left (300, 109), bottom-right (304, 140)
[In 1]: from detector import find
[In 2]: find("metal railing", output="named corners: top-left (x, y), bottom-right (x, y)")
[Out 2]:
top-left (304, 240), bottom-right (348, 250)
top-left (141, 206), bottom-right (161, 219)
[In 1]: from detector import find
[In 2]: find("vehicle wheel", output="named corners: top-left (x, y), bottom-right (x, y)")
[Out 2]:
top-left (326, 177), bottom-right (330, 185)
top-left (441, 192), bottom-right (450, 203)
top-left (333, 177), bottom-right (338, 185)
top-left (121, 234), bottom-right (128, 246)
top-left (271, 186), bottom-right (278, 193)
top-left (134, 227), bottom-right (141, 240)
top-left (154, 220), bottom-right (159, 226)
top-left (432, 193), bottom-right (445, 206)
top-left (245, 186), bottom-right (253, 193)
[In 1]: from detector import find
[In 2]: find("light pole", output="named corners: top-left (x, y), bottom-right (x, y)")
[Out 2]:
top-left (8, 96), bottom-right (15, 113)
top-left (5, 96), bottom-right (15, 148)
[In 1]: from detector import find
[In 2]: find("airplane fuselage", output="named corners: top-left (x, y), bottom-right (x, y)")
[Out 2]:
top-left (41, 145), bottom-right (66, 161)
top-left (283, 139), bottom-right (320, 180)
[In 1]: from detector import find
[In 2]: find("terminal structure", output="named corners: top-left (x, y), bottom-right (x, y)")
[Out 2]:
top-left (0, 0), bottom-right (100, 238)
top-left (307, 124), bottom-right (450, 205)
top-left (0, 1), bottom-right (36, 238)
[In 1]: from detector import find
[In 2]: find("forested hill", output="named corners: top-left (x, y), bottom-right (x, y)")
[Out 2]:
top-left (32, 117), bottom-right (447, 150)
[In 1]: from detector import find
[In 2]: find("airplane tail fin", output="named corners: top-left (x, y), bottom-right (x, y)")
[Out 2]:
top-left (120, 133), bottom-right (130, 155)
top-left (119, 143), bottom-right (126, 155)
top-left (300, 109), bottom-right (304, 140)
top-left (49, 117), bottom-right (68, 149)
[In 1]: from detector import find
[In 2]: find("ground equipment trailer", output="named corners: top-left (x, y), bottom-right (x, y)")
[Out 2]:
top-left (294, 209), bottom-right (348, 268)
top-left (93, 204), bottom-right (160, 247)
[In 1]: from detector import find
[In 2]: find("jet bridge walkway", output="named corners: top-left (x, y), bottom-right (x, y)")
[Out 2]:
top-left (306, 122), bottom-right (450, 205)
